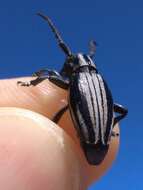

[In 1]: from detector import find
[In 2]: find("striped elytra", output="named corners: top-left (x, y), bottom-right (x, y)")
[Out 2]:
top-left (69, 69), bottom-right (114, 145)
top-left (69, 55), bottom-right (114, 164)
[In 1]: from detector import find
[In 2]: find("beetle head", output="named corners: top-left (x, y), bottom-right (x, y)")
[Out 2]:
top-left (60, 55), bottom-right (76, 77)
top-left (60, 53), bottom-right (97, 78)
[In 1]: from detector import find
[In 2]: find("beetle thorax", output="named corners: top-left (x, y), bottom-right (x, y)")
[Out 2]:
top-left (76, 53), bottom-right (96, 68)
top-left (71, 53), bottom-right (97, 73)
top-left (60, 53), bottom-right (97, 78)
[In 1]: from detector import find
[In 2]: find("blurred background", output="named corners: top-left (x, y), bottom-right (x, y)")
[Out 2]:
top-left (0, 0), bottom-right (142, 189)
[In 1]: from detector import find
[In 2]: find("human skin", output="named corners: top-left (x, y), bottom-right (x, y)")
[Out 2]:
top-left (0, 77), bottom-right (119, 190)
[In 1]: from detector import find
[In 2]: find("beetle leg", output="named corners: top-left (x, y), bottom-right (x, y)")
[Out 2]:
top-left (47, 70), bottom-right (61, 77)
top-left (113, 103), bottom-right (128, 126)
top-left (52, 105), bottom-right (68, 123)
top-left (33, 69), bottom-right (60, 77)
top-left (17, 75), bottom-right (49, 87)
top-left (34, 69), bottom-right (68, 88)
top-left (48, 75), bottom-right (69, 89)
top-left (17, 70), bottom-right (69, 89)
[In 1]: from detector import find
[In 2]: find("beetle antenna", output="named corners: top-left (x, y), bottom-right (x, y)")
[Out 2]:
top-left (37, 12), bottom-right (72, 57)
top-left (89, 40), bottom-right (98, 58)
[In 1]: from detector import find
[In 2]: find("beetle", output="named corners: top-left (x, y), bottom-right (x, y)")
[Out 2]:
top-left (18, 12), bottom-right (128, 165)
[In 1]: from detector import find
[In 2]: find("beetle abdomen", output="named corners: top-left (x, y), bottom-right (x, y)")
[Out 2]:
top-left (69, 69), bottom-right (113, 146)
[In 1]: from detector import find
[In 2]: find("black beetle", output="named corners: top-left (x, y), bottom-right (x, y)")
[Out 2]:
top-left (18, 12), bottom-right (128, 165)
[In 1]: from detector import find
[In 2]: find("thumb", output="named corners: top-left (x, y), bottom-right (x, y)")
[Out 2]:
top-left (0, 107), bottom-right (84, 190)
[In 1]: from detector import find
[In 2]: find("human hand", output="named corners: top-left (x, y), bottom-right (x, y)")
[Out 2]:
top-left (0, 77), bottom-right (119, 190)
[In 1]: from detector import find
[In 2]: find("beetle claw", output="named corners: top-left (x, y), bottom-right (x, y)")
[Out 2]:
top-left (17, 81), bottom-right (31, 87)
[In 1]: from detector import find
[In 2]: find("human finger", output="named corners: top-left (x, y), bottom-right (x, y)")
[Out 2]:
top-left (0, 77), bottom-right (120, 186)
top-left (0, 107), bottom-right (85, 190)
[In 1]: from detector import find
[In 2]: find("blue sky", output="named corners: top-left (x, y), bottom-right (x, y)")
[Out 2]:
top-left (0, 0), bottom-right (142, 189)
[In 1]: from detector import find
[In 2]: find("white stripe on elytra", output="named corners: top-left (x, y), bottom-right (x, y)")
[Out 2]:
top-left (79, 72), bottom-right (97, 142)
top-left (84, 72), bottom-right (100, 143)
top-left (97, 74), bottom-right (108, 144)
top-left (76, 106), bottom-right (90, 142)
top-left (77, 73), bottom-right (90, 142)
top-left (91, 73), bottom-right (105, 144)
